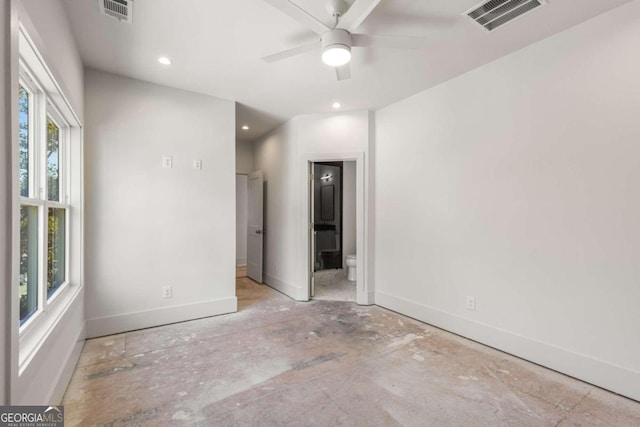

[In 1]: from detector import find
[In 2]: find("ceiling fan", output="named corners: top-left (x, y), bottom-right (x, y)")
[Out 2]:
top-left (262, 0), bottom-right (428, 81)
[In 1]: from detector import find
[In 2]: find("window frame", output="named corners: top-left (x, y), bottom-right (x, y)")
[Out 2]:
top-left (16, 22), bottom-right (84, 375)
top-left (18, 68), bottom-right (44, 332)
top-left (44, 104), bottom-right (71, 303)
top-left (17, 64), bottom-right (72, 337)
top-left (17, 201), bottom-right (43, 331)
top-left (44, 105), bottom-right (66, 203)
top-left (18, 68), bottom-right (39, 200)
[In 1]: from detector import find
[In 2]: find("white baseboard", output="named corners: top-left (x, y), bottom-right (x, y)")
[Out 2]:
top-left (86, 297), bottom-right (238, 338)
top-left (296, 285), bottom-right (310, 302)
top-left (49, 323), bottom-right (86, 404)
top-left (375, 291), bottom-right (640, 402)
top-left (236, 258), bottom-right (247, 267)
top-left (264, 273), bottom-right (301, 301)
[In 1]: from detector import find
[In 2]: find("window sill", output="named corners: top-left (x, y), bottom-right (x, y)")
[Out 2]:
top-left (18, 282), bottom-right (83, 375)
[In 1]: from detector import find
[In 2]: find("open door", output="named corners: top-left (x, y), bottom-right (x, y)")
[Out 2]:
top-left (247, 171), bottom-right (264, 283)
top-left (309, 164), bottom-right (315, 297)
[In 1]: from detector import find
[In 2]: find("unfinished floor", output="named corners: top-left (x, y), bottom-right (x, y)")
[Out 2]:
top-left (63, 277), bottom-right (640, 426)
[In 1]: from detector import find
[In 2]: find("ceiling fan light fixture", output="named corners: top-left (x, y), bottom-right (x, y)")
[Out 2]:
top-left (322, 45), bottom-right (351, 67)
top-left (321, 29), bottom-right (353, 67)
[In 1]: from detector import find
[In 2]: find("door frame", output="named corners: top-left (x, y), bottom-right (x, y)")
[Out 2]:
top-left (299, 152), bottom-right (370, 304)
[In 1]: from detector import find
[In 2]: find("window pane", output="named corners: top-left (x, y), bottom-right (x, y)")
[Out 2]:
top-left (47, 208), bottom-right (66, 297)
top-left (20, 205), bottom-right (39, 324)
top-left (19, 86), bottom-right (29, 197)
top-left (47, 118), bottom-right (60, 201)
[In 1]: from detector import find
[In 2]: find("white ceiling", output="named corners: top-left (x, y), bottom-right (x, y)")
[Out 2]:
top-left (63, 0), bottom-right (632, 141)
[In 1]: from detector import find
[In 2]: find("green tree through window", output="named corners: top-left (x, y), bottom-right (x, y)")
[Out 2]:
top-left (20, 206), bottom-right (38, 323)
top-left (19, 86), bottom-right (29, 197)
top-left (47, 119), bottom-right (60, 202)
top-left (47, 208), bottom-right (66, 296)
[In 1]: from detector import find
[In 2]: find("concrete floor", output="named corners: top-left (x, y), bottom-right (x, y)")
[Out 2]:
top-left (63, 276), bottom-right (640, 426)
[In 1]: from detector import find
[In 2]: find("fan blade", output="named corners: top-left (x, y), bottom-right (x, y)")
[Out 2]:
top-left (337, 0), bottom-right (382, 32)
top-left (263, 0), bottom-right (330, 35)
top-left (262, 41), bottom-right (320, 63)
top-left (335, 64), bottom-right (351, 81)
top-left (351, 34), bottom-right (427, 50)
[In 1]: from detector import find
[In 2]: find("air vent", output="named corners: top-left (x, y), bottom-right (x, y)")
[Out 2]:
top-left (98, 0), bottom-right (133, 24)
top-left (464, 0), bottom-right (546, 32)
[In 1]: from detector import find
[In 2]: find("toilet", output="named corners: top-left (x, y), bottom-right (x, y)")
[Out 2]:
top-left (345, 254), bottom-right (357, 282)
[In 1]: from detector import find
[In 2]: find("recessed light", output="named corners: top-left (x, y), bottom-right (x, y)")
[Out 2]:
top-left (158, 57), bottom-right (172, 65)
top-left (332, 102), bottom-right (341, 109)
top-left (242, 125), bottom-right (250, 131)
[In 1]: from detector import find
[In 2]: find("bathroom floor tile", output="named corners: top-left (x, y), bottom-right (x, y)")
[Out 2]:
top-left (314, 268), bottom-right (356, 302)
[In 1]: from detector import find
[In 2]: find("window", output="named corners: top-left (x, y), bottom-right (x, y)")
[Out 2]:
top-left (16, 25), bottom-right (83, 370)
top-left (19, 205), bottom-right (38, 323)
top-left (18, 72), bottom-right (71, 329)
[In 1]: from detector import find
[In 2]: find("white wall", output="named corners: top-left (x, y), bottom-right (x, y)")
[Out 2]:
top-left (84, 69), bottom-right (237, 338)
top-left (236, 139), bottom-right (254, 175)
top-left (8, 0), bottom-right (86, 404)
top-left (374, 1), bottom-right (640, 401)
top-left (253, 111), bottom-right (373, 300)
top-left (19, 0), bottom-right (83, 122)
top-left (236, 174), bottom-right (248, 266)
top-left (342, 161), bottom-right (356, 265)
top-left (253, 121), bottom-right (298, 296)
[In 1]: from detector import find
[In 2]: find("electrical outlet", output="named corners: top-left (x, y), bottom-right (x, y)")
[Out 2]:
top-left (466, 296), bottom-right (476, 311)
top-left (162, 286), bottom-right (172, 298)
top-left (193, 160), bottom-right (202, 170)
top-left (162, 156), bottom-right (173, 169)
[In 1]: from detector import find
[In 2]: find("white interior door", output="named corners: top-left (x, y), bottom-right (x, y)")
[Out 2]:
top-left (247, 171), bottom-right (264, 283)
top-left (235, 174), bottom-right (248, 267)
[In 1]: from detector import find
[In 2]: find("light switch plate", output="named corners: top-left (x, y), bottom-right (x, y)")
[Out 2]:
top-left (466, 296), bottom-right (476, 311)
top-left (162, 286), bottom-right (172, 298)
top-left (162, 156), bottom-right (173, 169)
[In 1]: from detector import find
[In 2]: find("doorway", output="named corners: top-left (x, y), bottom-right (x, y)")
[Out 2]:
top-left (236, 171), bottom-right (264, 283)
top-left (310, 161), bottom-right (357, 302)
top-left (235, 174), bottom-right (248, 279)
top-left (314, 162), bottom-right (343, 271)
top-left (300, 152), bottom-right (368, 304)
